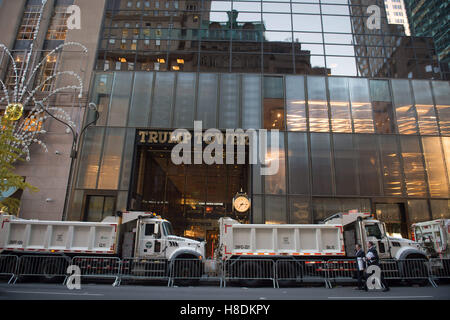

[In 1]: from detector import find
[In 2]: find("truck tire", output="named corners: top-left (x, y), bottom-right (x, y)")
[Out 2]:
top-left (172, 258), bottom-right (202, 286)
top-left (401, 257), bottom-right (428, 286)
top-left (237, 261), bottom-right (263, 287)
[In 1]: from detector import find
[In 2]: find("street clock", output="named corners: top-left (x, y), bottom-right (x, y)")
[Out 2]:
top-left (233, 190), bottom-right (251, 213)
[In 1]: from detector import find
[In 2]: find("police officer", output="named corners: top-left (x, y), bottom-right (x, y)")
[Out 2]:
top-left (366, 241), bottom-right (390, 292)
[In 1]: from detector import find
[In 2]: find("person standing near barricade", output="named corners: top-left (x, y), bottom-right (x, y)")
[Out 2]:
top-left (366, 241), bottom-right (390, 292)
top-left (354, 243), bottom-right (367, 291)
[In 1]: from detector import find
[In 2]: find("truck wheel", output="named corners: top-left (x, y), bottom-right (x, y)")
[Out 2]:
top-left (277, 260), bottom-right (299, 287)
top-left (238, 261), bottom-right (263, 287)
top-left (403, 258), bottom-right (428, 286)
top-left (173, 259), bottom-right (201, 286)
top-left (41, 257), bottom-right (68, 283)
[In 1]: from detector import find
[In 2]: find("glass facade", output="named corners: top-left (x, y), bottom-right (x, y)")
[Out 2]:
top-left (96, 0), bottom-right (443, 79)
top-left (70, 71), bottom-right (450, 241)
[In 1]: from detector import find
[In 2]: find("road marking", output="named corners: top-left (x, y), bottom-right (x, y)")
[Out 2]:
top-left (5, 290), bottom-right (104, 296)
top-left (328, 296), bottom-right (433, 299)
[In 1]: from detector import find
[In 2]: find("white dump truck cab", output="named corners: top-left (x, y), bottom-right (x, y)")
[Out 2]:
top-left (412, 219), bottom-right (449, 259)
top-left (324, 211), bottom-right (426, 260)
top-left (120, 211), bottom-right (205, 261)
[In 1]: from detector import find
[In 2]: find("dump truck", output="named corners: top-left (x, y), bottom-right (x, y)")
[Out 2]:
top-left (217, 211), bottom-right (428, 285)
top-left (412, 219), bottom-right (449, 259)
top-left (0, 211), bottom-right (205, 283)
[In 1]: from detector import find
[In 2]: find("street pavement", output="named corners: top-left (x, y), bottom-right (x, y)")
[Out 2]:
top-left (0, 282), bottom-right (449, 300)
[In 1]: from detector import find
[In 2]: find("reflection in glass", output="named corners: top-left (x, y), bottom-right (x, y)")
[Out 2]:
top-left (219, 74), bottom-right (239, 128)
top-left (349, 78), bottom-right (374, 133)
top-left (173, 72), bottom-right (196, 128)
top-left (431, 81), bottom-right (450, 135)
top-left (357, 135), bottom-right (382, 196)
top-left (334, 134), bottom-right (358, 195)
top-left (307, 76), bottom-right (329, 132)
top-left (400, 136), bottom-right (428, 197)
top-left (77, 127), bottom-right (105, 189)
top-left (412, 80), bottom-right (439, 135)
top-left (242, 74), bottom-right (262, 129)
top-left (98, 128), bottom-right (125, 190)
top-left (264, 76), bottom-right (285, 130)
top-left (128, 72), bottom-right (153, 127)
top-left (108, 72), bottom-right (133, 126)
top-left (151, 72), bottom-right (175, 127)
top-left (288, 132), bottom-right (309, 195)
top-left (290, 196), bottom-right (310, 224)
top-left (430, 200), bottom-right (450, 219)
top-left (311, 133), bottom-right (332, 195)
top-left (286, 76), bottom-right (307, 131)
top-left (370, 80), bottom-right (395, 134)
top-left (379, 135), bottom-right (404, 196)
top-left (90, 73), bottom-right (114, 126)
top-left (265, 196), bottom-right (287, 224)
top-left (329, 77), bottom-right (352, 132)
top-left (264, 132), bottom-right (286, 195)
top-left (408, 200), bottom-right (431, 224)
top-left (196, 73), bottom-right (218, 128)
top-left (422, 137), bottom-right (449, 198)
top-left (391, 79), bottom-right (418, 134)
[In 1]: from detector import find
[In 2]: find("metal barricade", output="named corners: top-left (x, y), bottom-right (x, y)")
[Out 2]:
top-left (120, 257), bottom-right (170, 287)
top-left (223, 258), bottom-right (276, 288)
top-left (380, 258), bottom-right (434, 287)
top-left (0, 255), bottom-right (19, 284)
top-left (324, 259), bottom-right (358, 288)
top-left (428, 258), bottom-right (450, 285)
top-left (169, 258), bottom-right (205, 287)
top-left (275, 259), bottom-right (330, 288)
top-left (14, 255), bottom-right (71, 284)
top-left (71, 256), bottom-right (121, 287)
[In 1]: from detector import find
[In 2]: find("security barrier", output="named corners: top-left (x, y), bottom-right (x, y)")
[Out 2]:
top-left (0, 255), bottom-right (19, 284)
top-left (428, 258), bottom-right (450, 282)
top-left (14, 255), bottom-right (71, 284)
top-left (71, 256), bottom-right (121, 286)
top-left (275, 259), bottom-right (331, 288)
top-left (1, 254), bottom-right (449, 288)
top-left (169, 258), bottom-right (206, 287)
top-left (120, 258), bottom-right (170, 286)
top-left (323, 259), bottom-right (358, 288)
top-left (223, 258), bottom-right (276, 288)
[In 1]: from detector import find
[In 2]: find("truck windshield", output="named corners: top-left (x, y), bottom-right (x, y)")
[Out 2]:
top-left (365, 224), bottom-right (382, 239)
top-left (162, 221), bottom-right (174, 236)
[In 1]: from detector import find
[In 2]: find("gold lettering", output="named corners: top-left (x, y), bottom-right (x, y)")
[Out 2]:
top-left (149, 131), bottom-right (158, 143)
top-left (138, 131), bottom-right (148, 143)
top-left (159, 131), bottom-right (168, 144)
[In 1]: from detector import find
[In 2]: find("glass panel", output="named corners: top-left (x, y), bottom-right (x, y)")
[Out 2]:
top-left (357, 135), bottom-right (382, 196)
top-left (287, 132), bottom-right (309, 195)
top-left (307, 76), bottom-right (329, 132)
top-left (292, 14), bottom-right (322, 32)
top-left (98, 128), bottom-right (126, 190)
top-left (326, 56), bottom-right (357, 76)
top-left (128, 72), bottom-right (153, 127)
top-left (173, 72), bottom-right (196, 128)
top-left (289, 196), bottom-right (310, 224)
top-left (108, 72), bottom-right (133, 126)
top-left (77, 127), bottom-right (105, 189)
top-left (264, 132), bottom-right (286, 195)
top-left (370, 80), bottom-right (395, 134)
top-left (379, 136), bottom-right (404, 197)
top-left (311, 133), bottom-right (332, 195)
top-left (349, 78), bottom-right (374, 133)
top-left (90, 73), bottom-right (113, 126)
top-left (119, 128), bottom-right (136, 190)
top-left (422, 137), bottom-right (449, 198)
top-left (219, 74), bottom-right (239, 129)
top-left (334, 134), bottom-right (358, 196)
top-left (263, 76), bottom-right (285, 130)
top-left (67, 189), bottom-right (83, 221)
top-left (430, 200), bottom-right (450, 219)
top-left (400, 136), bottom-right (428, 197)
top-left (329, 77), bottom-right (352, 133)
top-left (408, 200), bottom-right (431, 224)
top-left (151, 72), bottom-right (175, 128)
top-left (252, 195), bottom-right (263, 224)
top-left (265, 196), bottom-right (287, 224)
top-left (312, 198), bottom-right (371, 224)
top-left (286, 75), bottom-right (306, 131)
top-left (391, 79), bottom-right (418, 135)
top-left (242, 74), bottom-right (262, 129)
top-left (262, 13), bottom-right (292, 30)
top-left (322, 15), bottom-right (352, 33)
top-left (411, 80), bottom-right (439, 135)
top-left (443, 137), bottom-right (450, 180)
top-left (196, 73), bottom-right (218, 128)
top-left (431, 81), bottom-right (450, 135)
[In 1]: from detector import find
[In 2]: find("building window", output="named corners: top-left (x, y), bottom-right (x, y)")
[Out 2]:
top-left (46, 6), bottom-right (70, 40)
top-left (17, 5), bottom-right (41, 40)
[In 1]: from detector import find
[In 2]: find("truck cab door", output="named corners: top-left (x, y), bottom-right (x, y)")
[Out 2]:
top-left (137, 222), bottom-right (160, 258)
top-left (364, 222), bottom-right (391, 259)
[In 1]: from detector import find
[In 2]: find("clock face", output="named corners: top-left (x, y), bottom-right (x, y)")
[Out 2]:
top-left (234, 196), bottom-right (250, 213)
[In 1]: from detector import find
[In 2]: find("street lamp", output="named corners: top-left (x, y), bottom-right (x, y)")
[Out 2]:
top-left (36, 101), bottom-right (99, 220)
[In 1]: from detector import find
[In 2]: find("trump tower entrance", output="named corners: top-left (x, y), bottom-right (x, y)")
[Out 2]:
top-left (128, 129), bottom-right (250, 257)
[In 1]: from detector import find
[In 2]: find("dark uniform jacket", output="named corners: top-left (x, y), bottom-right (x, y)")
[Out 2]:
top-left (366, 246), bottom-right (380, 266)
